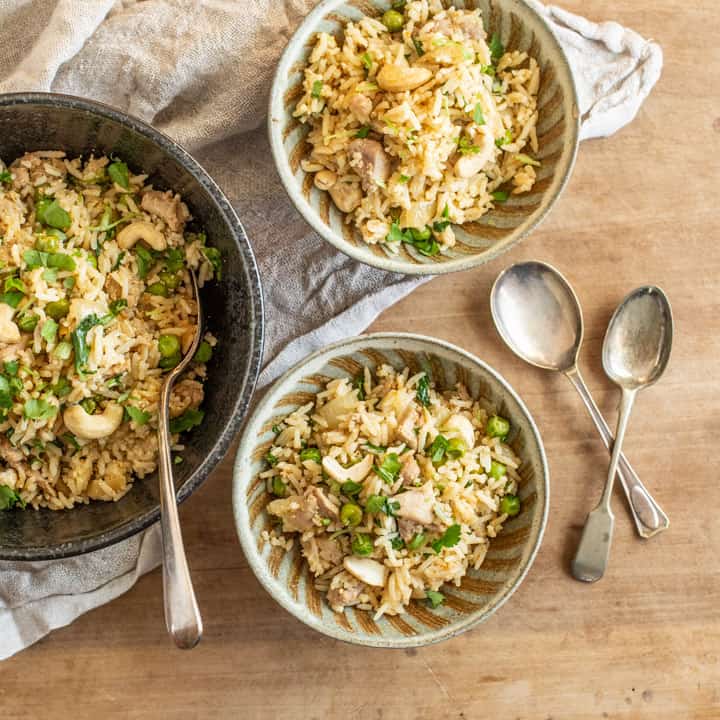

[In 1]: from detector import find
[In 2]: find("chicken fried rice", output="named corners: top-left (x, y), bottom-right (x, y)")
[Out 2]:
top-left (263, 364), bottom-right (522, 617)
top-left (294, 0), bottom-right (541, 256)
top-left (0, 150), bottom-right (220, 511)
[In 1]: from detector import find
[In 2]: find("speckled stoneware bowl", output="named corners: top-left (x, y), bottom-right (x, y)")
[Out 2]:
top-left (269, 0), bottom-right (579, 275)
top-left (0, 93), bottom-right (264, 561)
top-left (233, 333), bottom-right (548, 647)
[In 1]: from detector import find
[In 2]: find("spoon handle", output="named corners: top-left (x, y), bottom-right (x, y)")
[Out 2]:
top-left (565, 366), bottom-right (669, 539)
top-left (158, 386), bottom-right (203, 649)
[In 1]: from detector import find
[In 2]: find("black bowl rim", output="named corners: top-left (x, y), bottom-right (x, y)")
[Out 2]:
top-left (0, 91), bottom-right (265, 561)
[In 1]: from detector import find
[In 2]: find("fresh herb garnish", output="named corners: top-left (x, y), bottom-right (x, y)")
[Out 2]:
top-left (399, 174), bottom-right (410, 183)
top-left (299, 447), bottom-right (322, 463)
top-left (426, 589), bottom-right (445, 608)
top-left (0, 485), bottom-right (25, 511)
top-left (457, 135), bottom-right (481, 155)
top-left (363, 442), bottom-right (386, 455)
top-left (201, 246), bottom-right (222, 280)
top-left (135, 246), bottom-right (153, 279)
top-left (365, 494), bottom-right (400, 516)
top-left (489, 33), bottom-right (504, 64)
top-left (311, 80), bottom-right (323, 98)
top-left (40, 318), bottom-right (58, 344)
top-left (0, 171), bottom-right (12, 186)
top-left (355, 125), bottom-right (371, 139)
top-left (360, 52), bottom-right (373, 73)
top-left (0, 292), bottom-right (23, 308)
top-left (352, 373), bottom-right (365, 400)
top-left (416, 373), bottom-right (430, 407)
top-left (71, 314), bottom-right (100, 371)
top-left (431, 524), bottom-right (461, 553)
top-left (515, 153), bottom-right (541, 167)
top-left (373, 453), bottom-right (401, 484)
top-left (265, 451), bottom-right (279, 467)
top-left (169, 408), bottom-right (205, 434)
top-left (492, 190), bottom-right (509, 203)
top-left (125, 405), bottom-right (151, 425)
top-left (23, 398), bottom-right (57, 421)
top-left (412, 37), bottom-right (424, 56)
top-left (473, 103), bottom-right (486, 126)
top-left (408, 532), bottom-right (426, 550)
top-left (428, 434), bottom-right (449, 464)
top-left (108, 160), bottom-right (130, 189)
top-left (495, 129), bottom-right (512, 148)
top-left (341, 480), bottom-right (363, 497)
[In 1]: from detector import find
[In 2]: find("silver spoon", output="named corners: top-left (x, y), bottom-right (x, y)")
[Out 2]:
top-left (572, 286), bottom-right (673, 582)
top-left (490, 261), bottom-right (669, 538)
top-left (157, 269), bottom-right (203, 648)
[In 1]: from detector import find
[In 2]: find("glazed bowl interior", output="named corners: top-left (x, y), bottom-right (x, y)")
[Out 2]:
top-left (269, 0), bottom-right (580, 275)
top-left (233, 333), bottom-right (548, 648)
top-left (0, 93), bottom-right (263, 561)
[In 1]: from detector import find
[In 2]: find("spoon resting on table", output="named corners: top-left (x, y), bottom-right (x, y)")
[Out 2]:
top-left (490, 261), bottom-right (669, 539)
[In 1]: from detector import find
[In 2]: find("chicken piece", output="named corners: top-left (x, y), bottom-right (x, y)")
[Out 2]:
top-left (399, 456), bottom-right (421, 487)
top-left (328, 182), bottom-right (362, 213)
top-left (348, 93), bottom-right (373, 123)
top-left (140, 190), bottom-right (190, 232)
top-left (327, 571), bottom-right (365, 611)
top-left (421, 11), bottom-right (484, 41)
top-left (169, 379), bottom-right (204, 419)
top-left (394, 481), bottom-right (435, 525)
top-left (396, 404), bottom-right (419, 450)
top-left (0, 436), bottom-right (24, 465)
top-left (398, 517), bottom-right (424, 543)
top-left (307, 485), bottom-right (339, 520)
top-left (267, 493), bottom-right (318, 532)
top-left (317, 535), bottom-right (344, 565)
top-left (104, 274), bottom-right (123, 302)
top-left (347, 139), bottom-right (391, 192)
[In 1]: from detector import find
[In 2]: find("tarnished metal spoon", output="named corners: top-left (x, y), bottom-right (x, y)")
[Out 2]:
top-left (572, 286), bottom-right (673, 582)
top-left (490, 261), bottom-right (669, 539)
top-left (157, 269), bottom-right (203, 648)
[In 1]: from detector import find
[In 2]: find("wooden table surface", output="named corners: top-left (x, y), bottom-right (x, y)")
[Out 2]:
top-left (4, 1), bottom-right (719, 717)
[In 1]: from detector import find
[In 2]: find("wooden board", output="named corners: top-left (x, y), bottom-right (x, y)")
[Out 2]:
top-left (3, 1), bottom-right (719, 717)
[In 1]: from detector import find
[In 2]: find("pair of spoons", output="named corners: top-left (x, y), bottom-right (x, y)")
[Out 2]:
top-left (491, 261), bottom-right (673, 582)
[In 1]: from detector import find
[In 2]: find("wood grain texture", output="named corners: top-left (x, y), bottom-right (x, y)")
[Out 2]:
top-left (2, 1), bottom-right (719, 717)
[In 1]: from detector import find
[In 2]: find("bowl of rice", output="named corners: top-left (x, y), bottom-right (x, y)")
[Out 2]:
top-left (0, 93), bottom-right (264, 560)
top-left (269, 0), bottom-right (579, 275)
top-left (233, 333), bottom-right (548, 647)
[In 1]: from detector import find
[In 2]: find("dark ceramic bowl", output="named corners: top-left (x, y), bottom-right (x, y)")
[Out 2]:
top-left (0, 93), bottom-right (264, 561)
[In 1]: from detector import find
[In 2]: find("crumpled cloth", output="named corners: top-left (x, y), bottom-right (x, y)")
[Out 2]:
top-left (0, 0), bottom-right (661, 659)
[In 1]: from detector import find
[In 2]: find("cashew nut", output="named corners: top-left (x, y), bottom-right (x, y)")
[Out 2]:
top-left (328, 182), bottom-right (362, 214)
top-left (63, 402), bottom-right (124, 440)
top-left (322, 454), bottom-right (374, 484)
top-left (117, 221), bottom-right (167, 252)
top-left (454, 126), bottom-right (496, 178)
top-left (0, 304), bottom-right (20, 344)
top-left (314, 170), bottom-right (337, 191)
top-left (377, 64), bottom-right (432, 93)
top-left (343, 557), bottom-right (387, 587)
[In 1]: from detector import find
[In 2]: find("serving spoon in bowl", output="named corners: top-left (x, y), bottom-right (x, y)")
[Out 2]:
top-left (157, 269), bottom-right (203, 648)
top-left (572, 286), bottom-right (673, 581)
top-left (490, 261), bottom-right (669, 539)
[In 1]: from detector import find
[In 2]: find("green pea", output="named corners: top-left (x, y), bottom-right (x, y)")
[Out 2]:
top-left (486, 415), bottom-right (510, 440)
top-left (381, 8), bottom-right (404, 31)
top-left (159, 352), bottom-right (180, 370)
top-left (158, 270), bottom-right (181, 290)
top-left (80, 397), bottom-right (97, 415)
top-left (340, 502), bottom-right (363, 527)
top-left (410, 226), bottom-right (431, 242)
top-left (146, 281), bottom-right (168, 297)
top-left (158, 334), bottom-right (181, 358)
top-left (35, 235), bottom-right (59, 252)
top-left (299, 447), bottom-right (322, 463)
top-left (489, 460), bottom-right (506, 480)
top-left (351, 533), bottom-right (373, 556)
top-left (447, 437), bottom-right (466, 459)
top-left (46, 299), bottom-right (70, 320)
top-left (271, 476), bottom-right (288, 497)
top-left (193, 340), bottom-right (213, 363)
top-left (499, 494), bottom-right (520, 516)
top-left (17, 312), bottom-right (38, 333)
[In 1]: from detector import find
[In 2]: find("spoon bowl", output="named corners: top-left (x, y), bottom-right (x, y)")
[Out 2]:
top-left (602, 286), bottom-right (673, 391)
top-left (490, 261), bottom-right (670, 540)
top-left (491, 260), bottom-right (583, 372)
